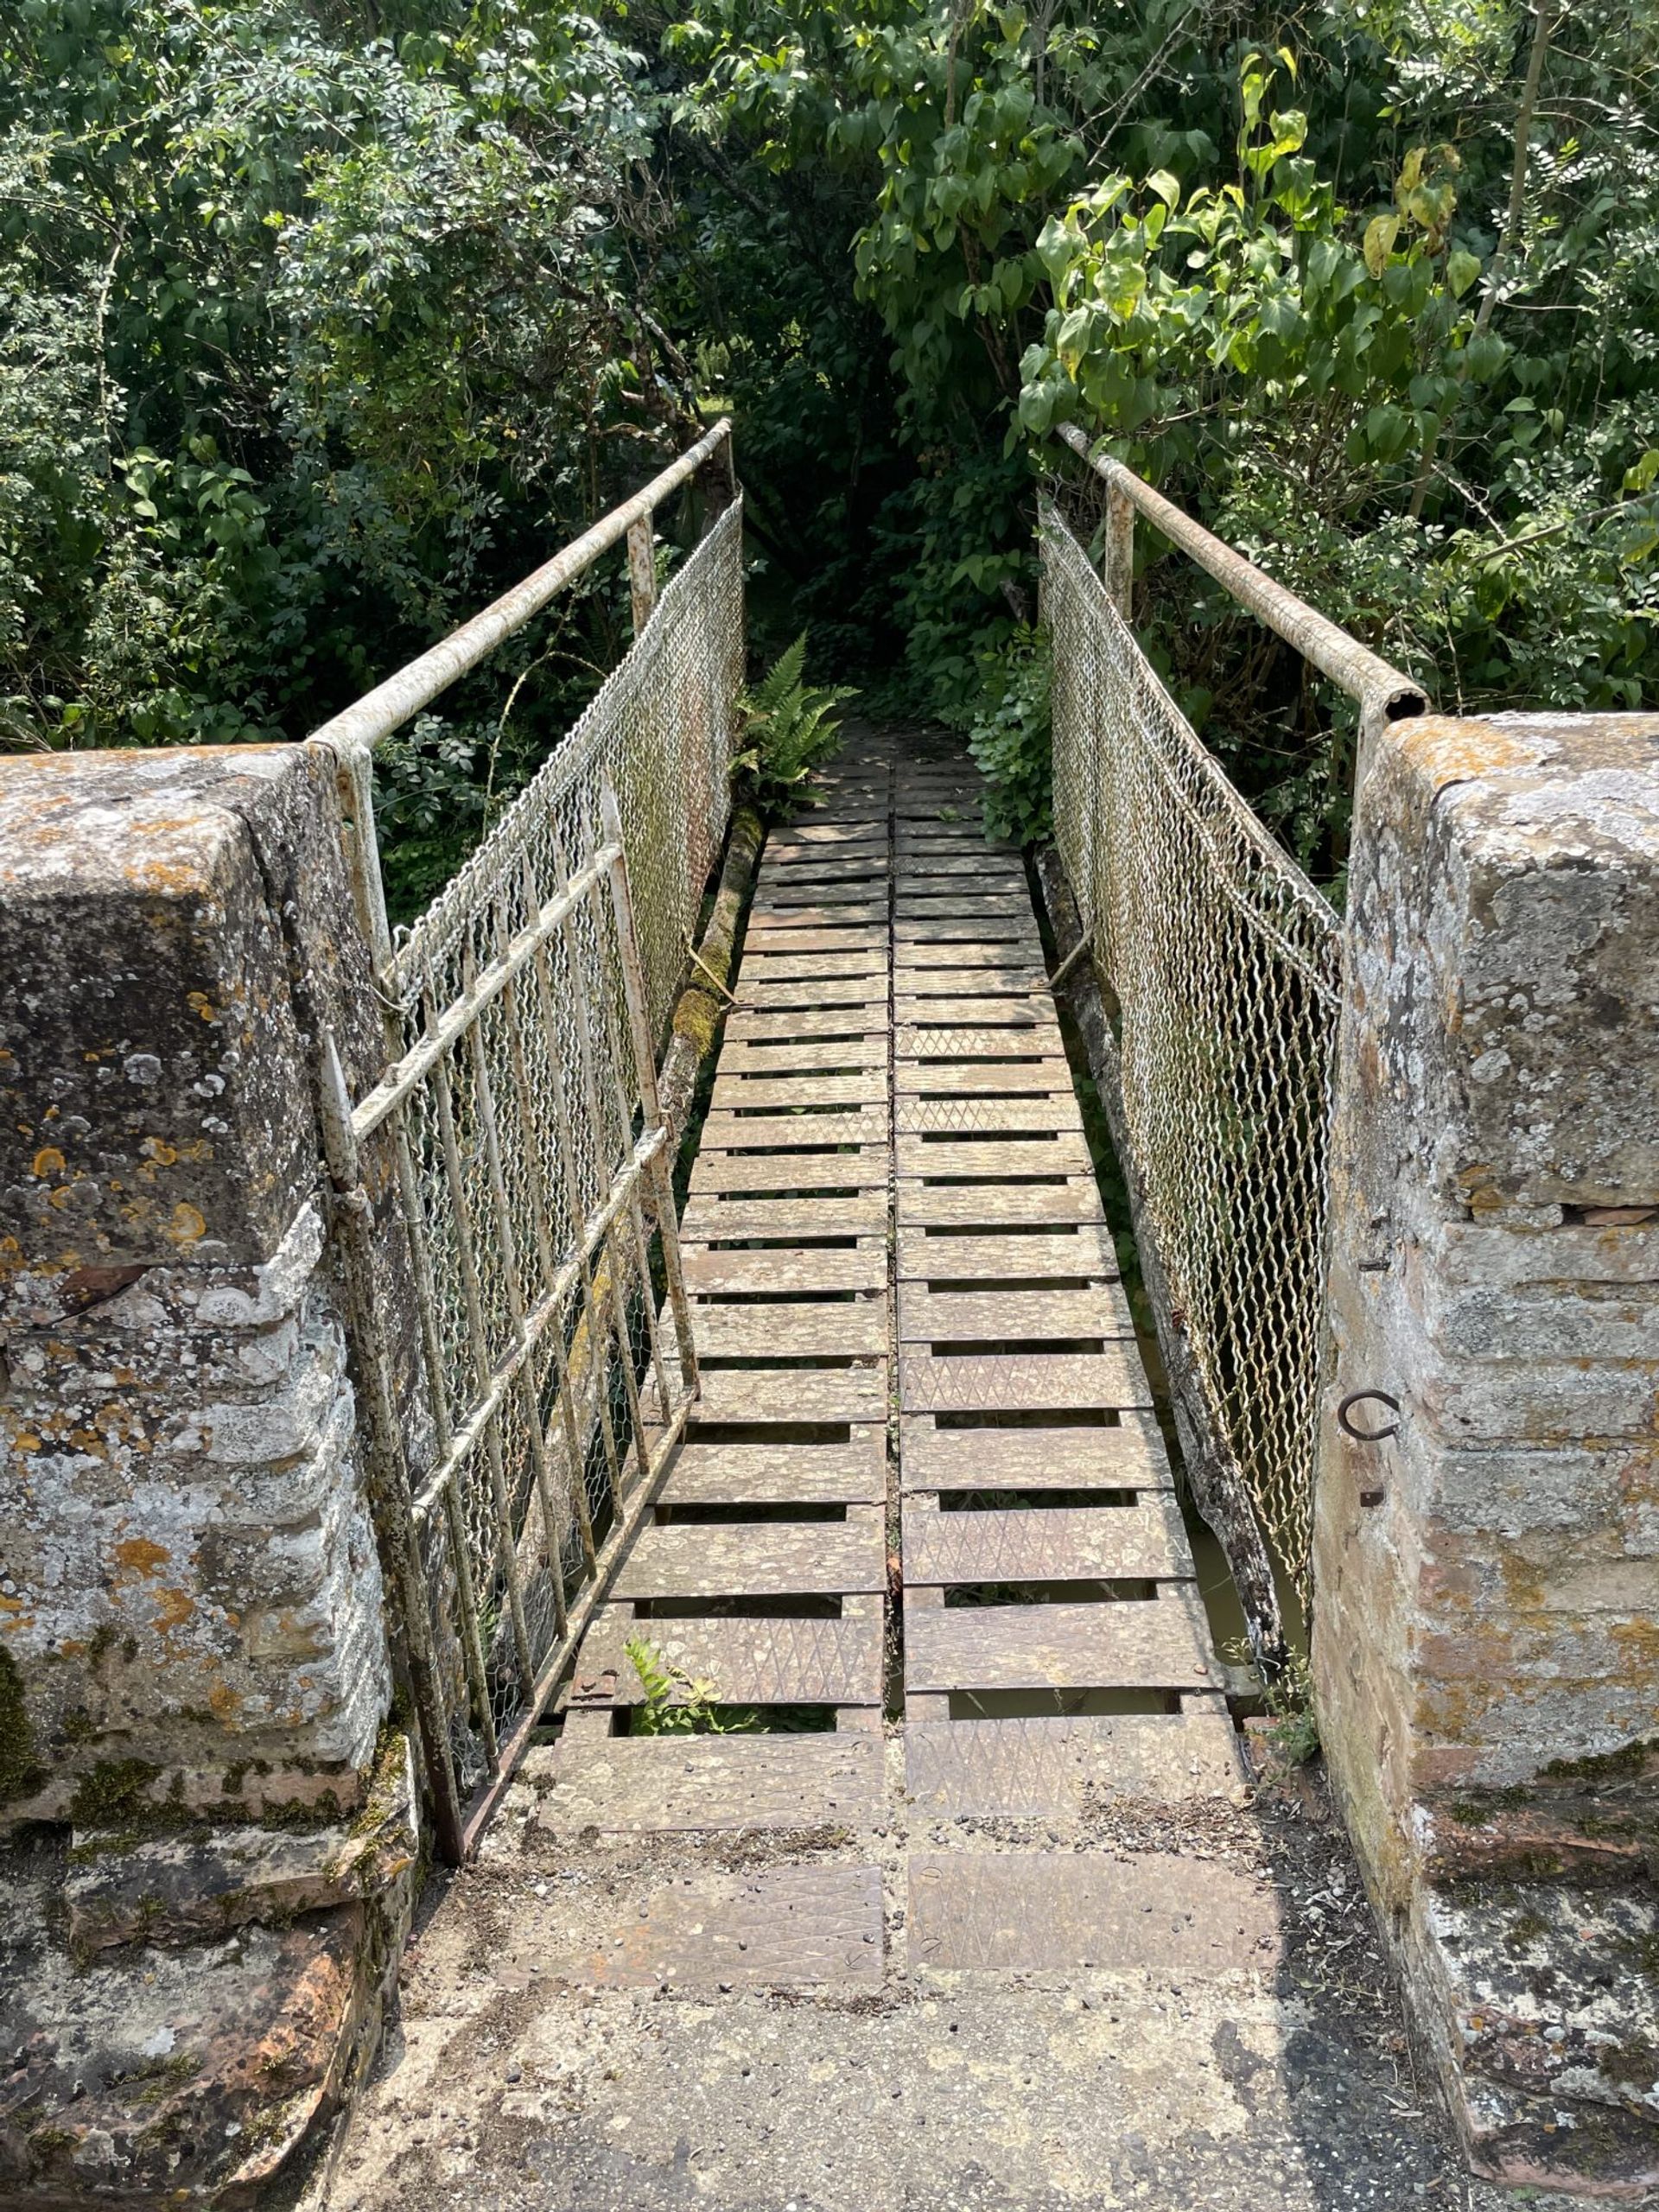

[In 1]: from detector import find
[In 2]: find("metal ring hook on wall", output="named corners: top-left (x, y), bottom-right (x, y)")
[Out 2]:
top-left (1337, 1389), bottom-right (1402, 1443)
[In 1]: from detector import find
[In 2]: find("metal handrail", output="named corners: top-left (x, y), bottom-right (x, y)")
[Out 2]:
top-left (1057, 423), bottom-right (1427, 728)
top-left (309, 418), bottom-right (734, 764)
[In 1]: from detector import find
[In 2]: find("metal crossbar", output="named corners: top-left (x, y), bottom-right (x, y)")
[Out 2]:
top-left (1041, 496), bottom-right (1343, 1602)
top-left (309, 442), bottom-right (744, 1860)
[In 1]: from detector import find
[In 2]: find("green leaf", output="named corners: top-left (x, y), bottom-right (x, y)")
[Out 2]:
top-left (1446, 248), bottom-right (1481, 299)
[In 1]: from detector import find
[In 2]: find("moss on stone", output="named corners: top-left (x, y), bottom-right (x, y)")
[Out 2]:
top-left (1543, 1736), bottom-right (1659, 1784)
top-left (65, 1756), bottom-right (161, 1828)
top-left (0, 1644), bottom-right (47, 1805)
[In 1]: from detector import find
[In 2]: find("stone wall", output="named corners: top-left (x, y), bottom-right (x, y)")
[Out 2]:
top-left (0, 744), bottom-right (391, 1823)
top-left (1313, 709), bottom-right (1659, 2192)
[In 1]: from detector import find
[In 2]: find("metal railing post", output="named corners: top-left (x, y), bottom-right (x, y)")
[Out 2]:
top-left (627, 518), bottom-right (657, 635)
top-left (1104, 481), bottom-right (1135, 624)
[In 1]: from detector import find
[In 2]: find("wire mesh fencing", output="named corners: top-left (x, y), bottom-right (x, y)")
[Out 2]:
top-left (1040, 496), bottom-right (1341, 1601)
top-left (314, 486), bottom-right (742, 1858)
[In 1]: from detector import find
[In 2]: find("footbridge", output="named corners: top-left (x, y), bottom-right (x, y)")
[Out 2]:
top-left (2, 420), bottom-right (1655, 2209)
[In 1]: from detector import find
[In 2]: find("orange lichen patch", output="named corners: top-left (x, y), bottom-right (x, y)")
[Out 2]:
top-left (152, 1586), bottom-right (196, 1634)
top-left (187, 991), bottom-right (219, 1022)
top-left (32, 1147), bottom-right (67, 1177)
top-left (113, 1536), bottom-right (171, 1578)
top-left (1398, 715), bottom-right (1547, 793)
top-left (167, 1202), bottom-right (208, 1246)
top-left (140, 1138), bottom-right (179, 1166)
top-left (209, 1681), bottom-right (242, 1720)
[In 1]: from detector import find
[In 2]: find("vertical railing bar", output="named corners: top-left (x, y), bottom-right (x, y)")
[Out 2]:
top-left (419, 954), bottom-right (537, 1715)
top-left (317, 1031), bottom-right (466, 1866)
top-left (601, 779), bottom-right (701, 1395)
top-left (626, 515), bottom-right (657, 636)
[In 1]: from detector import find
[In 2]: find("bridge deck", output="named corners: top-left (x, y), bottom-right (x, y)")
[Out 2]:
top-left (555, 729), bottom-right (1237, 1825)
top-left (321, 734), bottom-right (1482, 2211)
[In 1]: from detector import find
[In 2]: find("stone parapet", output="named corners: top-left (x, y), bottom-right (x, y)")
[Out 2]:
top-left (1313, 709), bottom-right (1659, 2194)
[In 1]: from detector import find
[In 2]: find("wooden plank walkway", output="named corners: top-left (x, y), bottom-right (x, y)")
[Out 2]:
top-left (549, 730), bottom-right (1237, 1830)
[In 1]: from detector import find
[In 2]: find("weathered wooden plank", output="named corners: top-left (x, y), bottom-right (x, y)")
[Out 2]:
top-left (660, 1436), bottom-right (885, 1505)
top-left (892, 1061), bottom-right (1071, 1096)
top-left (537, 1733), bottom-right (885, 1833)
top-left (753, 880), bottom-right (889, 909)
top-left (902, 1707), bottom-right (1243, 1816)
top-left (551, 1865), bottom-right (884, 1987)
top-left (894, 896), bottom-right (1033, 922)
top-left (897, 1224), bottom-right (1118, 1279)
top-left (900, 1284), bottom-right (1135, 1340)
top-left (893, 918), bottom-right (1039, 946)
top-left (740, 949), bottom-right (887, 978)
top-left (900, 1413), bottom-right (1173, 1491)
top-left (902, 1499), bottom-right (1186, 1586)
top-left (744, 904), bottom-right (887, 931)
top-left (719, 1038), bottom-right (887, 1074)
top-left (742, 928), bottom-right (889, 957)
top-left (906, 1853), bottom-right (1277, 1975)
top-left (681, 1192), bottom-right (888, 1243)
top-left (901, 1347), bottom-right (1152, 1414)
top-left (682, 1243), bottom-right (887, 1296)
top-left (757, 852), bottom-right (891, 879)
top-left (895, 1133), bottom-right (1093, 1179)
top-left (702, 1110), bottom-right (888, 1150)
top-left (726, 1006), bottom-right (892, 1041)
top-left (613, 1515), bottom-right (886, 1600)
top-left (734, 980), bottom-right (890, 1012)
top-left (710, 1071), bottom-right (887, 1112)
top-left (690, 1363), bottom-right (887, 1423)
top-left (690, 1147), bottom-right (889, 1196)
top-left (692, 1299), bottom-right (888, 1359)
top-left (897, 1179), bottom-right (1103, 1227)
top-left (575, 1604), bottom-right (884, 1706)
top-left (892, 945), bottom-right (1041, 972)
top-left (904, 1591), bottom-right (1216, 1694)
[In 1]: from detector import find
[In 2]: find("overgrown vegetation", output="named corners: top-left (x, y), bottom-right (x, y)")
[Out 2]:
top-left (3, 0), bottom-right (1656, 879)
top-left (731, 631), bottom-right (855, 812)
top-left (623, 1633), bottom-right (754, 1733)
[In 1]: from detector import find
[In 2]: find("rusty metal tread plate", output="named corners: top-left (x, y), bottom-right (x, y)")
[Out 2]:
top-left (897, 1225), bottom-right (1118, 1279)
top-left (689, 1148), bottom-right (890, 1197)
top-left (574, 1605), bottom-right (884, 1706)
top-left (551, 1865), bottom-right (884, 1987)
top-left (895, 1134), bottom-right (1093, 1179)
top-left (682, 1243), bottom-right (887, 1295)
top-left (897, 1025), bottom-right (1066, 1060)
top-left (681, 1192), bottom-right (889, 1243)
top-left (904, 1592), bottom-right (1216, 1694)
top-left (613, 1516), bottom-right (887, 1600)
top-left (900, 1348), bottom-right (1154, 1414)
top-left (690, 1300), bottom-right (888, 1359)
top-left (892, 1061), bottom-right (1072, 1097)
top-left (661, 1436), bottom-right (885, 1505)
top-left (900, 1285), bottom-right (1135, 1339)
top-left (539, 1734), bottom-right (886, 1834)
top-left (894, 1096), bottom-right (1082, 1135)
top-left (702, 1110), bottom-right (890, 1150)
top-left (901, 1500), bottom-right (1189, 1586)
top-left (900, 1414), bottom-right (1173, 1492)
top-left (689, 1365), bottom-right (887, 1424)
top-left (897, 1180), bottom-right (1104, 1228)
top-left (709, 1071), bottom-right (887, 1112)
top-left (902, 1709), bottom-right (1244, 1817)
top-left (906, 1853), bottom-right (1278, 1975)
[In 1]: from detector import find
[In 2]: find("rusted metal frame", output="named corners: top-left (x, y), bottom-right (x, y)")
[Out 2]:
top-left (348, 844), bottom-right (618, 1145)
top-left (601, 779), bottom-right (701, 1396)
top-left (380, 1094), bottom-right (501, 1768)
top-left (405, 1127), bottom-right (666, 1527)
top-left (459, 937), bottom-right (571, 1656)
top-left (418, 954), bottom-right (538, 1705)
top-left (627, 517), bottom-right (657, 635)
top-left (454, 1380), bottom-right (696, 1860)
top-left (317, 1033), bottom-right (467, 1864)
top-left (1056, 423), bottom-right (1427, 725)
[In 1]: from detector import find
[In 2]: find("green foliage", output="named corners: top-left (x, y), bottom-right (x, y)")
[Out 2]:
top-left (965, 624), bottom-right (1052, 843)
top-left (731, 632), bottom-right (856, 813)
top-left (623, 1635), bottom-right (754, 1735)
